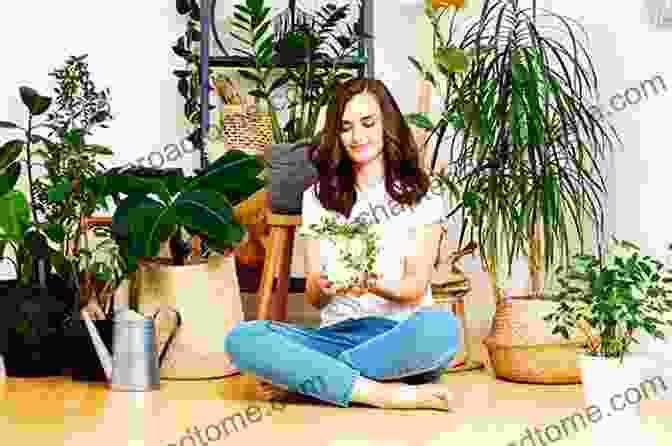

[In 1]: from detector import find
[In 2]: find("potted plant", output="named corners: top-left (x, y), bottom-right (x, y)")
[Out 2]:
top-left (76, 149), bottom-right (266, 378)
top-left (0, 54), bottom-right (121, 377)
top-left (298, 213), bottom-right (383, 291)
top-left (544, 238), bottom-right (672, 440)
top-left (404, 0), bottom-right (623, 382)
top-left (229, 0), bottom-right (373, 144)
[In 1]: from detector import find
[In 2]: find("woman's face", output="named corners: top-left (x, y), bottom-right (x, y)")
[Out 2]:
top-left (340, 92), bottom-right (384, 166)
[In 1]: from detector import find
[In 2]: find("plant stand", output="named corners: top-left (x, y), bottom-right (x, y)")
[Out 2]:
top-left (134, 255), bottom-right (243, 379)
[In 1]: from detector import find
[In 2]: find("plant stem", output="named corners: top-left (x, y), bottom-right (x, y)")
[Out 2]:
top-left (25, 114), bottom-right (39, 224)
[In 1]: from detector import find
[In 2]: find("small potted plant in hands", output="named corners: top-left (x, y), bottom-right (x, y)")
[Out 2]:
top-left (543, 237), bottom-right (672, 440)
top-left (299, 214), bottom-right (383, 294)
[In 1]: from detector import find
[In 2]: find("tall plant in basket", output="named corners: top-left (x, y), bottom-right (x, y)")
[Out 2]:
top-left (407, 0), bottom-right (622, 296)
top-left (404, 0), bottom-right (623, 383)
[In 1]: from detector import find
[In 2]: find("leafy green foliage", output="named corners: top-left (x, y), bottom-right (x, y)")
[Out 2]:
top-left (298, 213), bottom-right (382, 289)
top-left (229, 0), bottom-right (373, 143)
top-left (0, 54), bottom-right (122, 299)
top-left (543, 238), bottom-right (672, 361)
top-left (407, 0), bottom-right (623, 283)
top-left (80, 150), bottom-right (267, 273)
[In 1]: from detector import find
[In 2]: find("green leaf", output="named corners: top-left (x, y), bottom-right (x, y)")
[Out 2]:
top-left (18, 86), bottom-right (52, 116)
top-left (45, 223), bottom-right (66, 243)
top-left (173, 189), bottom-right (237, 242)
top-left (0, 121), bottom-right (21, 129)
top-left (0, 162), bottom-right (21, 196)
top-left (81, 144), bottom-right (114, 156)
top-left (95, 270), bottom-right (113, 281)
top-left (463, 191), bottom-right (481, 209)
top-left (116, 194), bottom-right (166, 260)
top-left (434, 47), bottom-right (468, 74)
top-left (187, 150), bottom-right (265, 205)
top-left (0, 190), bottom-right (31, 240)
top-left (47, 180), bottom-right (73, 202)
top-left (237, 69), bottom-right (264, 87)
top-left (63, 128), bottom-right (83, 146)
top-left (86, 175), bottom-right (172, 205)
top-left (0, 140), bottom-right (25, 171)
top-left (405, 112), bottom-right (434, 130)
top-left (407, 56), bottom-right (428, 79)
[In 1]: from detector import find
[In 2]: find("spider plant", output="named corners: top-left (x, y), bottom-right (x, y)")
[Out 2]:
top-left (408, 0), bottom-right (622, 299)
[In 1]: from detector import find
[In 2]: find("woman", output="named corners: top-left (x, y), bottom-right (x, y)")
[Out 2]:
top-left (225, 79), bottom-right (462, 411)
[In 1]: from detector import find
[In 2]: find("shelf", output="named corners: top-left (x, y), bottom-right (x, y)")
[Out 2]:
top-left (207, 55), bottom-right (368, 69)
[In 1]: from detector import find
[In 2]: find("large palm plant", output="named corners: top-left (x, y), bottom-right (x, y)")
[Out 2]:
top-left (409, 0), bottom-right (622, 297)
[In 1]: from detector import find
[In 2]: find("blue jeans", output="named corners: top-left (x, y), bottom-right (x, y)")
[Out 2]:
top-left (225, 308), bottom-right (462, 407)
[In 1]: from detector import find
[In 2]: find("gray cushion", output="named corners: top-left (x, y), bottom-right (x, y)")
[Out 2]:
top-left (270, 142), bottom-right (319, 215)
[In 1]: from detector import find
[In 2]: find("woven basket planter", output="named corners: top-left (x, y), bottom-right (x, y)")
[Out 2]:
top-left (221, 104), bottom-right (273, 156)
top-left (481, 297), bottom-right (588, 384)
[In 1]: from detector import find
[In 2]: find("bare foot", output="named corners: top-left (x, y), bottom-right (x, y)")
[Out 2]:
top-left (351, 377), bottom-right (458, 411)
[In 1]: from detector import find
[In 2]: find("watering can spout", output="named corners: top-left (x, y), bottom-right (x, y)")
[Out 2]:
top-left (81, 310), bottom-right (114, 381)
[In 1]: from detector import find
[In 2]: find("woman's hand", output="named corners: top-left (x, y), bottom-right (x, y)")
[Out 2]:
top-left (329, 272), bottom-right (383, 297)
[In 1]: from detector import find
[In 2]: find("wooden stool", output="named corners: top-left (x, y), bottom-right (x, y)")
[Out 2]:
top-left (255, 213), bottom-right (302, 321)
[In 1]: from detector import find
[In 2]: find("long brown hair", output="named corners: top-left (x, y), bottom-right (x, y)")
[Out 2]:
top-left (313, 78), bottom-right (430, 219)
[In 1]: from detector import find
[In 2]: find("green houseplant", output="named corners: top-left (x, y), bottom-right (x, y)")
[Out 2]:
top-left (74, 150), bottom-right (266, 379)
top-left (298, 213), bottom-right (383, 290)
top-left (0, 55), bottom-right (124, 377)
top-left (403, 0), bottom-right (623, 382)
top-left (229, 0), bottom-right (373, 144)
top-left (543, 238), bottom-right (672, 441)
top-left (79, 149), bottom-right (267, 310)
top-left (406, 0), bottom-right (622, 285)
top-left (544, 238), bottom-right (672, 362)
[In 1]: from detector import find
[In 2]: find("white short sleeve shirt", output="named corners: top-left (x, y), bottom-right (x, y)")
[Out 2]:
top-left (301, 177), bottom-right (450, 327)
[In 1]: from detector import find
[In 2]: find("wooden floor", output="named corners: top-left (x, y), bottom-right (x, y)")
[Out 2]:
top-left (2, 292), bottom-right (672, 445)
top-left (2, 371), bottom-right (671, 445)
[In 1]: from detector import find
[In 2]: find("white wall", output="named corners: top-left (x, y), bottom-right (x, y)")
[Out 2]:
top-left (4, 0), bottom-right (668, 277)
top-left (0, 1), bottom-right (195, 278)
top-left (544, 0), bottom-right (672, 260)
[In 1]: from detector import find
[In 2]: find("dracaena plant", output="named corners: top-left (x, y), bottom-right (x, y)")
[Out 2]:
top-left (405, 0), bottom-right (622, 297)
top-left (543, 238), bottom-right (672, 362)
top-left (79, 149), bottom-right (267, 274)
top-left (229, 0), bottom-right (373, 144)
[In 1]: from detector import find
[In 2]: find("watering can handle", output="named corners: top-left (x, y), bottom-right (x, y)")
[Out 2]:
top-left (153, 306), bottom-right (182, 368)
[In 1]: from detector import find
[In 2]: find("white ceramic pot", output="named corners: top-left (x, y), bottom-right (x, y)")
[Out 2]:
top-left (578, 352), bottom-right (660, 442)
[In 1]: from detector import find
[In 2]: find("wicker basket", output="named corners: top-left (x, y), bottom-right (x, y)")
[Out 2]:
top-left (481, 297), bottom-right (588, 384)
top-left (431, 241), bottom-right (483, 372)
top-left (221, 103), bottom-right (273, 156)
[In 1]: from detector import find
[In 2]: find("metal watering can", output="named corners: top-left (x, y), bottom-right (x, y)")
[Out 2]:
top-left (82, 307), bottom-right (181, 391)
